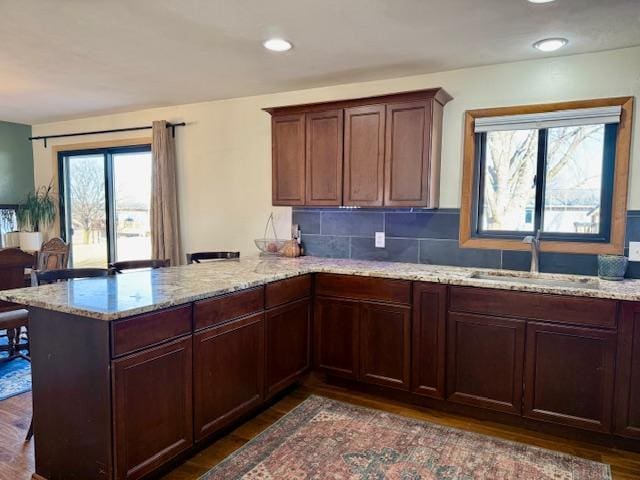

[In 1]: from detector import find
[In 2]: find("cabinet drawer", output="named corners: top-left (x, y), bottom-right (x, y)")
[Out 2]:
top-left (315, 273), bottom-right (411, 305)
top-left (449, 286), bottom-right (617, 329)
top-left (111, 305), bottom-right (192, 358)
top-left (265, 275), bottom-right (311, 309)
top-left (194, 287), bottom-right (264, 330)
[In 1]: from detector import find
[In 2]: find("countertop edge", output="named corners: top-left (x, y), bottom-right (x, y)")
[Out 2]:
top-left (2, 258), bottom-right (639, 321)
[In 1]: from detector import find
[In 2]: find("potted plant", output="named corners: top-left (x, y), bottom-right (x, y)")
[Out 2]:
top-left (17, 182), bottom-right (57, 251)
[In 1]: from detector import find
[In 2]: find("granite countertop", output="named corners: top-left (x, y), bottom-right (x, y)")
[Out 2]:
top-left (1, 256), bottom-right (639, 321)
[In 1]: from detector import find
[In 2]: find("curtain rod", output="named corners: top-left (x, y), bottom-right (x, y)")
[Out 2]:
top-left (29, 122), bottom-right (186, 148)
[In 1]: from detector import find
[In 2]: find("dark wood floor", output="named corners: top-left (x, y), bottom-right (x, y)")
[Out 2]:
top-left (2, 378), bottom-right (640, 480)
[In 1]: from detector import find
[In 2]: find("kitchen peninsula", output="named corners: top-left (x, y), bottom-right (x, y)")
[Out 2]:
top-left (3, 256), bottom-right (640, 480)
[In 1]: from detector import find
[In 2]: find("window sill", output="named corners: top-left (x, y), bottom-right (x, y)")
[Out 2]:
top-left (459, 236), bottom-right (624, 255)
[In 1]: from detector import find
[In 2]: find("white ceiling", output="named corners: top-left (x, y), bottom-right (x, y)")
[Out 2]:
top-left (1, 0), bottom-right (639, 124)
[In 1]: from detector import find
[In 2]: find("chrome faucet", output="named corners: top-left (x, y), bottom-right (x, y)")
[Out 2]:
top-left (523, 230), bottom-right (541, 274)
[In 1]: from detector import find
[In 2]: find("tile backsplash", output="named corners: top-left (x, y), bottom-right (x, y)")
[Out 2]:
top-left (293, 208), bottom-right (640, 279)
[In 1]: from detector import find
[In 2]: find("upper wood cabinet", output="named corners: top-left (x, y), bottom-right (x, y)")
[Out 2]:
top-left (266, 88), bottom-right (451, 208)
top-left (306, 110), bottom-right (343, 205)
top-left (385, 100), bottom-right (434, 207)
top-left (271, 113), bottom-right (306, 206)
top-left (344, 105), bottom-right (386, 206)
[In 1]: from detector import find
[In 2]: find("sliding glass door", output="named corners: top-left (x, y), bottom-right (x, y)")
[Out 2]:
top-left (59, 145), bottom-right (152, 267)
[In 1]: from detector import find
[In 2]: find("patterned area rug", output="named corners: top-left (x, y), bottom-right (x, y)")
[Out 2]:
top-left (202, 395), bottom-right (611, 480)
top-left (0, 337), bottom-right (31, 401)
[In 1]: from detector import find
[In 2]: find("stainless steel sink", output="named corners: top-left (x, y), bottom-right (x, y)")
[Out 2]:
top-left (469, 271), bottom-right (600, 289)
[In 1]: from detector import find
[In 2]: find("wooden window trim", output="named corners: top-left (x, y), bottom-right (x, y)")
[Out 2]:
top-left (459, 96), bottom-right (634, 255)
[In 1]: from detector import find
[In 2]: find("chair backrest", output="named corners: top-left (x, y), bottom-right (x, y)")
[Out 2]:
top-left (109, 259), bottom-right (170, 274)
top-left (32, 268), bottom-right (110, 286)
top-left (186, 251), bottom-right (240, 264)
top-left (0, 248), bottom-right (35, 312)
top-left (37, 237), bottom-right (70, 271)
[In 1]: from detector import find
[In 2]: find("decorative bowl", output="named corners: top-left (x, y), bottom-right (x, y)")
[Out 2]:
top-left (254, 239), bottom-right (288, 255)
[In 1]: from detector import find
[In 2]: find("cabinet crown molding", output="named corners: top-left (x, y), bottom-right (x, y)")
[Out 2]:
top-left (264, 88), bottom-right (452, 115)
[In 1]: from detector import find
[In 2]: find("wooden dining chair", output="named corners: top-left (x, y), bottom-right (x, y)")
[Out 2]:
top-left (0, 248), bottom-right (35, 363)
top-left (109, 259), bottom-right (170, 274)
top-left (26, 266), bottom-right (110, 442)
top-left (36, 237), bottom-right (70, 271)
top-left (186, 251), bottom-right (240, 264)
top-left (31, 268), bottom-right (110, 286)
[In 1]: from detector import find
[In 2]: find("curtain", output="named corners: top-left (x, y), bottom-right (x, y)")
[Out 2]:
top-left (151, 120), bottom-right (181, 265)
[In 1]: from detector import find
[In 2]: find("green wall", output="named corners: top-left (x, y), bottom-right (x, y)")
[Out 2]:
top-left (0, 120), bottom-right (34, 204)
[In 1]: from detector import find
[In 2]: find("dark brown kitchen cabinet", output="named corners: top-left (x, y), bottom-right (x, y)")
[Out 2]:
top-left (266, 89), bottom-right (451, 207)
top-left (447, 312), bottom-right (525, 415)
top-left (271, 113), bottom-right (305, 206)
top-left (314, 296), bottom-right (360, 379)
top-left (306, 109), bottom-right (343, 205)
top-left (615, 302), bottom-right (640, 438)
top-left (193, 313), bottom-right (264, 441)
top-left (384, 100), bottom-right (436, 207)
top-left (265, 298), bottom-right (311, 398)
top-left (359, 301), bottom-right (411, 390)
top-left (411, 282), bottom-right (447, 399)
top-left (343, 104), bottom-right (385, 206)
top-left (314, 274), bottom-right (412, 389)
top-left (524, 321), bottom-right (616, 432)
top-left (614, 302), bottom-right (640, 439)
top-left (112, 336), bottom-right (193, 480)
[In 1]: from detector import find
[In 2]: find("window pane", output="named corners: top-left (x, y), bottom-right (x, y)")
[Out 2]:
top-left (113, 151), bottom-right (152, 262)
top-left (0, 208), bottom-right (17, 247)
top-left (480, 129), bottom-right (538, 232)
top-left (543, 125), bottom-right (605, 234)
top-left (66, 154), bottom-right (108, 267)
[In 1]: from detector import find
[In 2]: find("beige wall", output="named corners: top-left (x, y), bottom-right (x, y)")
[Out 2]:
top-left (32, 46), bottom-right (639, 258)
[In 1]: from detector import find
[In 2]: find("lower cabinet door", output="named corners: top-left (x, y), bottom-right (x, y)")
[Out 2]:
top-left (314, 296), bottom-right (360, 378)
top-left (447, 312), bottom-right (525, 415)
top-left (524, 321), bottom-right (616, 432)
top-left (193, 313), bottom-right (264, 441)
top-left (615, 302), bottom-right (640, 438)
top-left (411, 282), bottom-right (447, 398)
top-left (359, 301), bottom-right (411, 389)
top-left (265, 298), bottom-right (311, 398)
top-left (112, 336), bottom-right (193, 480)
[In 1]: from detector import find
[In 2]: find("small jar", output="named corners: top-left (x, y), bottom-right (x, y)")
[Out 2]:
top-left (598, 254), bottom-right (628, 281)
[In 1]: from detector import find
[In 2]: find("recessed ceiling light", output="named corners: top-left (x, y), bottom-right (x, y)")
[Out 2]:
top-left (263, 38), bottom-right (293, 52)
top-left (528, 0), bottom-right (556, 3)
top-left (533, 37), bottom-right (568, 52)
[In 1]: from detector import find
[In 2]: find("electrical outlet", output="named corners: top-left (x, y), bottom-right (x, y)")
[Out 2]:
top-left (375, 231), bottom-right (385, 248)
top-left (629, 241), bottom-right (640, 262)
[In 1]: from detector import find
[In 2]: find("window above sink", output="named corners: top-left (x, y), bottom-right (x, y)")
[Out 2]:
top-left (460, 97), bottom-right (634, 255)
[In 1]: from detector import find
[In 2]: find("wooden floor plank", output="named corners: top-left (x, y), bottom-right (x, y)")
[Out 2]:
top-left (1, 379), bottom-right (639, 480)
